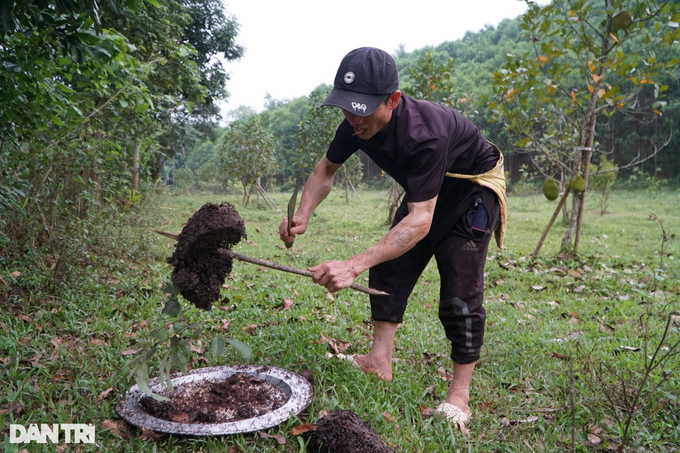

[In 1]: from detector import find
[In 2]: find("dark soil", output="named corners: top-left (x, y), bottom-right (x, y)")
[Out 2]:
top-left (168, 202), bottom-right (246, 310)
top-left (140, 373), bottom-right (288, 424)
top-left (303, 410), bottom-right (395, 453)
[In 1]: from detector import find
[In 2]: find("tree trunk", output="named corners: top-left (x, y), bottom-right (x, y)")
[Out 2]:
top-left (344, 175), bottom-right (349, 204)
top-left (92, 157), bottom-right (101, 205)
top-left (533, 185), bottom-right (572, 259)
top-left (560, 13), bottom-right (613, 256)
top-left (132, 142), bottom-right (140, 192)
top-left (240, 177), bottom-right (249, 205)
top-left (573, 148), bottom-right (593, 252)
top-left (561, 116), bottom-right (597, 254)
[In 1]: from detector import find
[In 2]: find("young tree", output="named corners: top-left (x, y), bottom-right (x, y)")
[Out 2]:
top-left (220, 117), bottom-right (277, 206)
top-left (291, 85), bottom-right (343, 180)
top-left (491, 0), bottom-right (679, 255)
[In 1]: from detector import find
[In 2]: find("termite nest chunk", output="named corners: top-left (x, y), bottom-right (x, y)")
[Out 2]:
top-left (167, 202), bottom-right (246, 310)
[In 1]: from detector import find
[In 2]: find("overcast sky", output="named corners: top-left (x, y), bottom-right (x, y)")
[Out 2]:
top-left (218, 0), bottom-right (546, 119)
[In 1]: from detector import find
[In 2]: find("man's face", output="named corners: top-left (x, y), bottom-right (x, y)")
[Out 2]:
top-left (341, 91), bottom-right (401, 140)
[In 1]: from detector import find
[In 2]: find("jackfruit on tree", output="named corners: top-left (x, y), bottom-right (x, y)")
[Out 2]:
top-left (542, 178), bottom-right (560, 201)
top-left (570, 176), bottom-right (586, 193)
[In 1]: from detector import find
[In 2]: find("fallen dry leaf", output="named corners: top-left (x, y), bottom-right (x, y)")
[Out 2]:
top-left (99, 387), bottom-right (114, 400)
top-left (328, 339), bottom-right (351, 354)
top-left (90, 339), bottom-right (107, 345)
top-left (382, 411), bottom-right (395, 423)
top-left (502, 415), bottom-right (540, 426)
top-left (258, 431), bottom-right (286, 445)
top-left (0, 402), bottom-right (23, 417)
top-left (243, 324), bottom-right (258, 335)
top-left (219, 319), bottom-right (231, 333)
top-left (315, 332), bottom-right (331, 344)
top-left (422, 385), bottom-right (436, 397)
top-left (437, 366), bottom-right (453, 381)
top-left (102, 419), bottom-right (127, 438)
top-left (18, 314), bottom-right (31, 322)
top-left (326, 292), bottom-right (335, 302)
top-left (531, 285), bottom-right (545, 291)
top-left (53, 370), bottom-right (68, 381)
top-left (132, 320), bottom-right (149, 331)
top-left (282, 298), bottom-right (294, 310)
top-left (597, 316), bottom-right (615, 333)
top-left (477, 400), bottom-right (497, 414)
top-left (567, 269), bottom-right (582, 278)
top-left (587, 433), bottom-right (602, 444)
top-left (120, 349), bottom-right (140, 356)
top-left (290, 423), bottom-right (316, 435)
top-left (10, 271), bottom-right (22, 278)
top-left (228, 446), bottom-right (244, 453)
top-left (620, 346), bottom-right (641, 353)
top-left (140, 428), bottom-right (165, 441)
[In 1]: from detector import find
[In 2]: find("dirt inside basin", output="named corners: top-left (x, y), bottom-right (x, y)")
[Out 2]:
top-left (140, 372), bottom-right (288, 424)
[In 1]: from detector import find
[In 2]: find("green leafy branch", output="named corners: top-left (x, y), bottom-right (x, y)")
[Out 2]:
top-left (124, 283), bottom-right (251, 401)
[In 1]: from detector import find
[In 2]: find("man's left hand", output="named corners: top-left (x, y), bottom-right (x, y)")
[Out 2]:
top-left (308, 260), bottom-right (358, 294)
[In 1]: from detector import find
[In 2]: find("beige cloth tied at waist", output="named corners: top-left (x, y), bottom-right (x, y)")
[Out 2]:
top-left (445, 141), bottom-right (507, 249)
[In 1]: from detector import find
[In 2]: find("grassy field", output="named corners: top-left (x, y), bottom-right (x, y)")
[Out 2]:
top-left (1, 187), bottom-right (679, 452)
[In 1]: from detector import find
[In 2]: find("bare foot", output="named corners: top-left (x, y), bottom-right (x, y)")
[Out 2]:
top-left (444, 389), bottom-right (471, 417)
top-left (351, 354), bottom-right (393, 381)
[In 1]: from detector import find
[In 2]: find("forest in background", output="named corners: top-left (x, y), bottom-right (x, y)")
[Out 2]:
top-left (177, 6), bottom-right (680, 197)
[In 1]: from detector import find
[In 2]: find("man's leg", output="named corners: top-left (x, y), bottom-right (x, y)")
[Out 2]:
top-left (435, 192), bottom-right (498, 415)
top-left (352, 321), bottom-right (399, 381)
top-left (361, 205), bottom-right (434, 380)
top-left (445, 362), bottom-right (476, 416)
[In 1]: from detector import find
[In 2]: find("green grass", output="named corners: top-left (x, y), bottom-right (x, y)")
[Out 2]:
top-left (1, 187), bottom-right (679, 452)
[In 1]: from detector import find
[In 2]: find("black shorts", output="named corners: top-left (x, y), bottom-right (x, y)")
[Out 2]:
top-left (368, 187), bottom-right (499, 364)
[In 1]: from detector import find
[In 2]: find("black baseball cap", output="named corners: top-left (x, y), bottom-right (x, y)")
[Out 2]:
top-left (322, 47), bottom-right (399, 117)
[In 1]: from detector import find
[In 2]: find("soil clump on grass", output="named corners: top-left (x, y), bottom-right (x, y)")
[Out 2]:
top-left (304, 410), bottom-right (395, 453)
top-left (140, 372), bottom-right (287, 424)
top-left (168, 202), bottom-right (246, 310)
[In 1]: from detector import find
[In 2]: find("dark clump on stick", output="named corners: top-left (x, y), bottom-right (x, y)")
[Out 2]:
top-left (167, 202), bottom-right (246, 310)
top-left (303, 410), bottom-right (395, 453)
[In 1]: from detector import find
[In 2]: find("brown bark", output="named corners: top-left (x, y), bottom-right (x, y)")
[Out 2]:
top-left (532, 185), bottom-right (572, 260)
top-left (132, 142), bottom-right (140, 192)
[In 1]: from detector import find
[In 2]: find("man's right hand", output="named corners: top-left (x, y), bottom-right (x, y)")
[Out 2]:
top-left (279, 215), bottom-right (308, 247)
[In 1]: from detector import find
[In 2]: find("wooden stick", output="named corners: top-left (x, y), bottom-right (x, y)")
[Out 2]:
top-left (218, 249), bottom-right (388, 296)
top-left (151, 229), bottom-right (389, 297)
top-left (152, 229), bottom-right (179, 240)
top-left (531, 185), bottom-right (572, 260)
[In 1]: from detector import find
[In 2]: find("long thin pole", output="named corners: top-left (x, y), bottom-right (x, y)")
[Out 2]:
top-left (531, 185), bottom-right (572, 260)
top-left (152, 229), bottom-right (389, 297)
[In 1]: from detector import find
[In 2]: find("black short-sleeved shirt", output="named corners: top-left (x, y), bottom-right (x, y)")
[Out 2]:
top-left (326, 94), bottom-right (498, 244)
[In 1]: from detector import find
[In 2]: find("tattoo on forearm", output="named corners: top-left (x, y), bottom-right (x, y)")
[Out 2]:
top-left (391, 229), bottom-right (413, 248)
